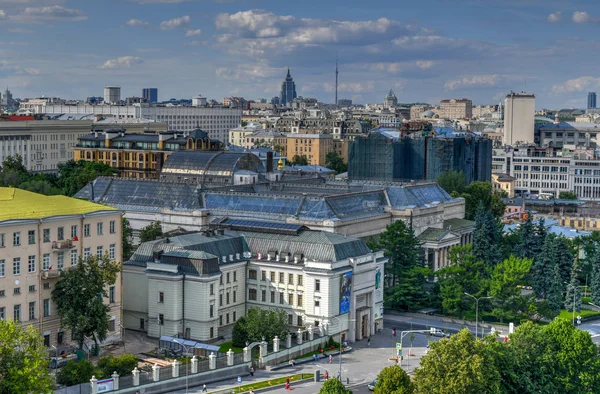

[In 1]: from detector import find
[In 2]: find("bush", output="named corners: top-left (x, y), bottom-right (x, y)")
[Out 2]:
top-left (97, 353), bottom-right (139, 378)
top-left (56, 360), bottom-right (99, 386)
top-left (375, 365), bottom-right (414, 394)
top-left (319, 377), bottom-right (353, 394)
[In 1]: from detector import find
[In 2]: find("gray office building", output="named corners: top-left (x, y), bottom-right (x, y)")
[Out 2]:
top-left (143, 88), bottom-right (158, 104)
top-left (588, 92), bottom-right (596, 109)
top-left (279, 69), bottom-right (297, 107)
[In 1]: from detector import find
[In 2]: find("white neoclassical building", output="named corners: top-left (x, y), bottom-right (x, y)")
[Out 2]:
top-left (122, 220), bottom-right (385, 344)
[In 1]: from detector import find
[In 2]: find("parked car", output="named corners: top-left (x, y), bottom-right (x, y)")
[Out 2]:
top-left (368, 379), bottom-right (378, 391)
top-left (430, 329), bottom-right (451, 338)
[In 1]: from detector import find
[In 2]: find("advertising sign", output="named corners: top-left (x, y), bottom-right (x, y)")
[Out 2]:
top-left (340, 271), bottom-right (353, 314)
top-left (97, 378), bottom-right (114, 393)
top-left (374, 263), bottom-right (383, 304)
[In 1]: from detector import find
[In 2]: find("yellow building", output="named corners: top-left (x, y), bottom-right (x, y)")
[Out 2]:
top-left (492, 173), bottom-right (515, 197)
top-left (0, 188), bottom-right (122, 349)
top-left (75, 129), bottom-right (221, 178)
top-left (286, 133), bottom-right (336, 166)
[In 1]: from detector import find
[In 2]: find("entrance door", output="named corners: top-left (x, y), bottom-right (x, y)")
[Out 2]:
top-left (362, 314), bottom-right (369, 338)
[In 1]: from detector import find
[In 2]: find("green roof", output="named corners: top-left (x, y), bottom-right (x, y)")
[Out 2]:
top-left (443, 218), bottom-right (475, 230)
top-left (418, 228), bottom-right (450, 242)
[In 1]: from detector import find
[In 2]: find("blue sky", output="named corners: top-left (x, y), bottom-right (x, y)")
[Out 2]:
top-left (1, 0), bottom-right (600, 108)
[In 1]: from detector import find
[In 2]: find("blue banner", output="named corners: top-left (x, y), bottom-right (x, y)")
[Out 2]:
top-left (340, 271), bottom-right (352, 314)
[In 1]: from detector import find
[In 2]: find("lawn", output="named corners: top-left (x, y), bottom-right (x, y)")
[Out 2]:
top-left (210, 373), bottom-right (313, 393)
top-left (218, 341), bottom-right (244, 354)
top-left (558, 309), bottom-right (600, 321)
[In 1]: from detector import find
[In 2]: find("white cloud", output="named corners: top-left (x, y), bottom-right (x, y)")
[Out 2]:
top-left (416, 60), bottom-right (434, 69)
top-left (547, 11), bottom-right (561, 23)
top-left (8, 27), bottom-right (34, 33)
top-left (552, 76), bottom-right (600, 94)
top-left (216, 63), bottom-right (279, 81)
top-left (100, 56), bottom-right (143, 69)
top-left (0, 9), bottom-right (5, 19)
top-left (573, 11), bottom-right (592, 24)
top-left (160, 15), bottom-right (190, 30)
top-left (126, 18), bottom-right (150, 27)
top-left (16, 5), bottom-right (87, 21)
top-left (445, 74), bottom-right (504, 90)
top-left (323, 81), bottom-right (375, 93)
top-left (0, 60), bottom-right (40, 75)
top-left (135, 0), bottom-right (191, 3)
top-left (185, 29), bottom-right (201, 37)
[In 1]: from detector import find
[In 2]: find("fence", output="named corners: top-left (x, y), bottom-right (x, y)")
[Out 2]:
top-left (259, 335), bottom-right (332, 368)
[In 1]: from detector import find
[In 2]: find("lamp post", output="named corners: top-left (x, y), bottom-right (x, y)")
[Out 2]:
top-left (463, 293), bottom-right (493, 338)
top-left (326, 316), bottom-right (344, 382)
top-left (173, 339), bottom-right (190, 394)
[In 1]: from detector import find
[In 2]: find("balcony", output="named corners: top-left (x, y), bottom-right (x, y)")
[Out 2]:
top-left (52, 239), bottom-right (75, 251)
top-left (43, 269), bottom-right (61, 279)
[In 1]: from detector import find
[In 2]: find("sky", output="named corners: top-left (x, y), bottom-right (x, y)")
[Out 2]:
top-left (1, 0), bottom-right (600, 109)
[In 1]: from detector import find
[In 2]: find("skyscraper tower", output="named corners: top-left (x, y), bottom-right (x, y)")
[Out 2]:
top-left (335, 58), bottom-right (338, 107)
top-left (279, 68), bottom-right (297, 107)
top-left (588, 92), bottom-right (597, 109)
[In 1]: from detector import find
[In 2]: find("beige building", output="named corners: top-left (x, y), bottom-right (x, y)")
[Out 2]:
top-left (0, 187), bottom-right (123, 349)
top-left (503, 92), bottom-right (535, 145)
top-left (242, 130), bottom-right (287, 151)
top-left (286, 133), bottom-right (334, 166)
top-left (229, 124), bottom-right (261, 146)
top-left (492, 173), bottom-right (516, 197)
top-left (439, 98), bottom-right (473, 119)
top-left (410, 105), bottom-right (433, 120)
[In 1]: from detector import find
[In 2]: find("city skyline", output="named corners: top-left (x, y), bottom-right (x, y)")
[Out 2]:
top-left (2, 1), bottom-right (600, 108)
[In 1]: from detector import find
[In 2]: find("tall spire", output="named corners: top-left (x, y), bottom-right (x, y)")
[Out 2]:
top-left (286, 68), bottom-right (291, 78)
top-left (335, 57), bottom-right (338, 107)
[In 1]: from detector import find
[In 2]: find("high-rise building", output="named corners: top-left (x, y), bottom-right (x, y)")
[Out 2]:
top-left (142, 88), bottom-right (158, 104)
top-left (588, 92), bottom-right (597, 109)
top-left (103, 87), bottom-right (121, 105)
top-left (503, 91), bottom-right (535, 145)
top-left (2, 89), bottom-right (15, 109)
top-left (384, 90), bottom-right (398, 108)
top-left (279, 69), bottom-right (297, 107)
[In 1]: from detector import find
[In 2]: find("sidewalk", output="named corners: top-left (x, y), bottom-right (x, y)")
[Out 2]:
top-left (385, 310), bottom-right (511, 335)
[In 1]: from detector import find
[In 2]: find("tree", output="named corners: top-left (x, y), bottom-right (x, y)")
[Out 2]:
top-left (325, 152), bottom-right (348, 174)
top-left (122, 218), bottom-right (134, 261)
top-left (489, 256), bottom-right (532, 322)
top-left (460, 181), bottom-right (506, 220)
top-left (57, 160), bottom-right (118, 197)
top-left (592, 247), bottom-right (600, 305)
top-left (436, 170), bottom-right (466, 195)
top-left (289, 155), bottom-right (309, 166)
top-left (56, 360), bottom-right (98, 386)
top-left (413, 329), bottom-right (502, 394)
top-left (553, 236), bottom-right (574, 284)
top-left (546, 264), bottom-right (563, 318)
top-left (139, 221), bottom-right (163, 243)
top-left (319, 377), bottom-right (353, 394)
top-left (564, 262), bottom-right (582, 313)
top-left (472, 204), bottom-right (501, 267)
top-left (374, 365), bottom-right (414, 394)
top-left (232, 308), bottom-right (288, 347)
top-left (514, 214), bottom-right (540, 259)
top-left (0, 319), bottom-right (53, 394)
top-left (531, 235), bottom-right (557, 299)
top-left (52, 254), bottom-right (121, 350)
top-left (559, 190), bottom-right (577, 200)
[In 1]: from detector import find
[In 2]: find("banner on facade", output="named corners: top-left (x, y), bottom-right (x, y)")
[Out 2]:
top-left (374, 263), bottom-right (383, 304)
top-left (97, 378), bottom-right (114, 393)
top-left (340, 271), bottom-right (353, 314)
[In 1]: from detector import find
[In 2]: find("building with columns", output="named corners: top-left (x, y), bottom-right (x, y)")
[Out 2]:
top-left (122, 219), bottom-right (385, 343)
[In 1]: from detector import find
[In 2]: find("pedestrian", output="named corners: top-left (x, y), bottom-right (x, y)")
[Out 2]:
top-left (367, 337), bottom-right (371, 346)
top-left (337, 371), bottom-right (341, 380)
top-left (504, 336), bottom-right (508, 343)
top-left (202, 383), bottom-right (207, 393)
top-left (250, 366), bottom-right (254, 376)
top-left (392, 328), bottom-right (396, 337)
top-left (249, 390), bottom-right (255, 394)
top-left (286, 377), bottom-right (291, 390)
top-left (324, 371), bottom-right (329, 380)
top-left (329, 355), bottom-right (332, 364)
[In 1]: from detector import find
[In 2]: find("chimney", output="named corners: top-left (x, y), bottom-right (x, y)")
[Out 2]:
top-left (285, 255), bottom-right (289, 263)
top-left (276, 254), bottom-right (280, 262)
top-left (258, 253), bottom-right (262, 260)
top-left (236, 253), bottom-right (240, 260)
top-left (222, 255), bottom-right (227, 263)
top-left (267, 254), bottom-right (272, 261)
top-left (266, 151), bottom-right (274, 173)
top-left (294, 256), bottom-right (298, 264)
top-left (229, 254), bottom-right (234, 261)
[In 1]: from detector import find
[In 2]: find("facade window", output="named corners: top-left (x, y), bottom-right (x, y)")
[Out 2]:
top-left (84, 248), bottom-right (91, 261)
top-left (298, 275), bottom-right (303, 286)
top-left (97, 222), bottom-right (103, 236)
top-left (43, 299), bottom-right (50, 317)
top-left (43, 283), bottom-right (50, 290)
top-left (71, 250), bottom-right (78, 266)
top-left (297, 316), bottom-right (303, 326)
top-left (158, 314), bottom-right (164, 325)
top-left (210, 327), bottom-right (214, 338)
top-left (31, 230), bottom-right (39, 244)
top-left (233, 311), bottom-right (236, 322)
top-left (233, 290), bottom-right (236, 303)
top-left (248, 289), bottom-right (257, 300)
top-left (71, 225), bottom-right (78, 239)
top-left (29, 285), bottom-right (36, 293)
top-left (57, 331), bottom-right (63, 344)
top-left (0, 260), bottom-right (4, 277)
top-left (233, 271), bottom-right (237, 282)
top-left (96, 246), bottom-right (103, 258)
top-left (261, 290), bottom-right (266, 302)
top-left (270, 272), bottom-right (275, 282)
top-left (315, 279), bottom-right (320, 292)
top-left (261, 271), bottom-right (267, 281)
top-left (210, 284), bottom-right (214, 295)
top-left (288, 274), bottom-right (294, 284)
top-left (158, 292), bottom-right (164, 303)
top-left (84, 224), bottom-right (90, 237)
top-left (13, 258), bottom-right (20, 275)
top-left (0, 307), bottom-right (4, 320)
top-left (279, 292), bottom-right (284, 304)
top-left (288, 293), bottom-right (293, 305)
top-left (288, 314), bottom-right (293, 325)
top-left (248, 270), bottom-right (257, 280)
top-left (297, 294), bottom-right (303, 307)
top-left (110, 220), bottom-right (116, 234)
top-left (57, 227), bottom-right (64, 241)
top-left (109, 244), bottom-right (115, 260)
top-left (226, 292), bottom-right (230, 304)
top-left (109, 320), bottom-right (115, 332)
top-left (279, 272), bottom-right (284, 283)
top-left (28, 256), bottom-right (36, 273)
top-left (271, 291), bottom-right (275, 303)
top-left (227, 272), bottom-right (230, 283)
top-left (209, 305), bottom-right (214, 318)
top-left (14, 304), bottom-right (20, 322)
top-left (109, 286), bottom-right (115, 303)
top-left (0, 233), bottom-right (4, 248)
top-left (220, 276), bottom-right (223, 285)
top-left (14, 287), bottom-right (21, 295)
top-left (43, 254), bottom-right (51, 270)
top-left (226, 313), bottom-right (230, 324)
top-left (219, 315), bottom-right (223, 326)
top-left (13, 231), bottom-right (20, 246)
top-left (29, 302), bottom-right (35, 321)
top-left (219, 294), bottom-right (223, 306)
top-left (57, 252), bottom-right (64, 270)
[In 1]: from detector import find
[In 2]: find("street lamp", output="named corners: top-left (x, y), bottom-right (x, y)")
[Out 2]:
top-left (326, 316), bottom-right (344, 382)
top-left (173, 339), bottom-right (190, 394)
top-left (463, 293), bottom-right (493, 338)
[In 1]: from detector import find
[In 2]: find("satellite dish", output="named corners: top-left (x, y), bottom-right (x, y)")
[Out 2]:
top-left (15, 280), bottom-right (19, 285)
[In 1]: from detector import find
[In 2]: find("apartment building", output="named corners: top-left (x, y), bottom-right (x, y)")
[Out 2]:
top-left (286, 134), bottom-right (334, 166)
top-left (0, 188), bottom-right (122, 348)
top-left (439, 98), bottom-right (473, 119)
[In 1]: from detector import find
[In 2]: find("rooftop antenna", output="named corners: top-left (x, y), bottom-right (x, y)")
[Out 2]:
top-left (335, 55), bottom-right (338, 107)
